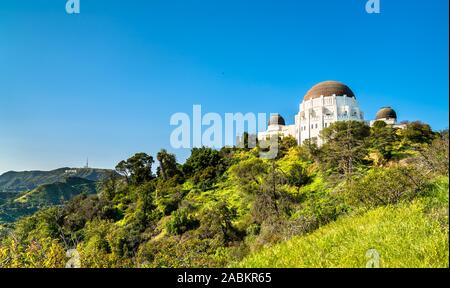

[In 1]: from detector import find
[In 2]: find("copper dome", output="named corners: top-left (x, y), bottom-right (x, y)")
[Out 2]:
top-left (376, 107), bottom-right (397, 120)
top-left (304, 81), bottom-right (355, 101)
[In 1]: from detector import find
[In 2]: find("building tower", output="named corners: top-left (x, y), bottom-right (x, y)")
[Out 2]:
top-left (371, 107), bottom-right (397, 126)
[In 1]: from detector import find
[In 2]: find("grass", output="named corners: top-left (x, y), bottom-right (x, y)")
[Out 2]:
top-left (236, 200), bottom-right (449, 268)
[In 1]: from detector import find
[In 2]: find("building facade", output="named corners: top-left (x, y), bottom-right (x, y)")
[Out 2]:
top-left (258, 80), bottom-right (365, 145)
top-left (257, 114), bottom-right (296, 141)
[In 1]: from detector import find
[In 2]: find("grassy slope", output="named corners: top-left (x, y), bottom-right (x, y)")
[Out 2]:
top-left (0, 177), bottom-right (98, 223)
top-left (237, 199), bottom-right (449, 268)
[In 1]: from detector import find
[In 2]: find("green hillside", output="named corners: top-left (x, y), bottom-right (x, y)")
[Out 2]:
top-left (0, 121), bottom-right (447, 268)
top-left (0, 168), bottom-right (115, 194)
top-left (237, 197), bottom-right (448, 268)
top-left (0, 177), bottom-right (98, 223)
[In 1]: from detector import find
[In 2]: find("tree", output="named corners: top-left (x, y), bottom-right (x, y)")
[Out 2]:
top-left (320, 121), bottom-right (371, 180)
top-left (197, 202), bottom-right (236, 243)
top-left (231, 158), bottom-right (288, 224)
top-left (343, 166), bottom-right (425, 208)
top-left (115, 153), bottom-right (155, 185)
top-left (402, 121), bottom-right (435, 144)
top-left (166, 208), bottom-right (197, 235)
top-left (299, 139), bottom-right (320, 163)
top-left (286, 163), bottom-right (311, 188)
top-left (230, 158), bottom-right (268, 195)
top-left (417, 130), bottom-right (449, 176)
top-left (156, 149), bottom-right (180, 180)
top-left (370, 121), bottom-right (399, 162)
top-left (257, 160), bottom-right (284, 220)
top-left (278, 136), bottom-right (298, 158)
top-left (182, 147), bottom-right (225, 185)
top-left (100, 171), bottom-right (120, 201)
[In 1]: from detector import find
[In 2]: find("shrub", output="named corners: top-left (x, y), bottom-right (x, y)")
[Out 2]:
top-left (166, 208), bottom-right (197, 235)
top-left (344, 166), bottom-right (425, 209)
top-left (197, 202), bottom-right (238, 244)
top-left (402, 121), bottom-right (435, 144)
top-left (230, 158), bottom-right (268, 195)
top-left (286, 163), bottom-right (311, 188)
top-left (246, 223), bottom-right (261, 236)
top-left (417, 131), bottom-right (449, 176)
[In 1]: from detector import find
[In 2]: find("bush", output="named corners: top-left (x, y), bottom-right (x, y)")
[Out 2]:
top-left (166, 209), bottom-right (197, 235)
top-left (230, 158), bottom-right (268, 195)
top-left (197, 202), bottom-right (238, 244)
top-left (183, 148), bottom-right (223, 177)
top-left (136, 236), bottom-right (220, 268)
top-left (286, 163), bottom-right (311, 188)
top-left (417, 131), bottom-right (449, 176)
top-left (402, 121), bottom-right (435, 144)
top-left (246, 223), bottom-right (261, 236)
top-left (344, 166), bottom-right (425, 209)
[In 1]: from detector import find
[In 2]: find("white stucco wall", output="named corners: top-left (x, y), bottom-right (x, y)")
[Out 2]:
top-left (296, 95), bottom-right (364, 145)
top-left (258, 124), bottom-right (296, 141)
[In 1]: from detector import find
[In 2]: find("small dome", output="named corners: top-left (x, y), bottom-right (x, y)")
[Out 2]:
top-left (376, 107), bottom-right (397, 120)
top-left (268, 114), bottom-right (286, 126)
top-left (304, 81), bottom-right (355, 101)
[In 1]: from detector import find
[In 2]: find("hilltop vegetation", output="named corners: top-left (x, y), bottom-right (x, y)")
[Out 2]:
top-left (0, 168), bottom-right (115, 194)
top-left (0, 177), bottom-right (98, 223)
top-left (0, 121), bottom-right (448, 268)
top-left (0, 168), bottom-right (118, 224)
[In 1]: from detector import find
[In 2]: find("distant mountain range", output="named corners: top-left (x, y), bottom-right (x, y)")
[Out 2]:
top-left (0, 167), bottom-right (115, 194)
top-left (0, 168), bottom-right (118, 223)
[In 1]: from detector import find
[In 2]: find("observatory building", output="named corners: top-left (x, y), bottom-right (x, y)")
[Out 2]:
top-left (370, 107), bottom-right (406, 129)
top-left (258, 80), bottom-right (365, 146)
top-left (257, 80), bottom-right (405, 146)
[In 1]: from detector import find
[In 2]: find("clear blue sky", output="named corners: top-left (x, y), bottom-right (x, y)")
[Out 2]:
top-left (0, 0), bottom-right (448, 173)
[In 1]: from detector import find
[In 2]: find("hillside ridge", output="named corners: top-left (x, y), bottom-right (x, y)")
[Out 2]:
top-left (0, 167), bottom-right (117, 194)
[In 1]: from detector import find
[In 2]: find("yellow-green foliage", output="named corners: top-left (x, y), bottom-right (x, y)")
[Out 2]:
top-left (0, 237), bottom-right (66, 268)
top-left (236, 201), bottom-right (449, 268)
top-left (77, 220), bottom-right (133, 268)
